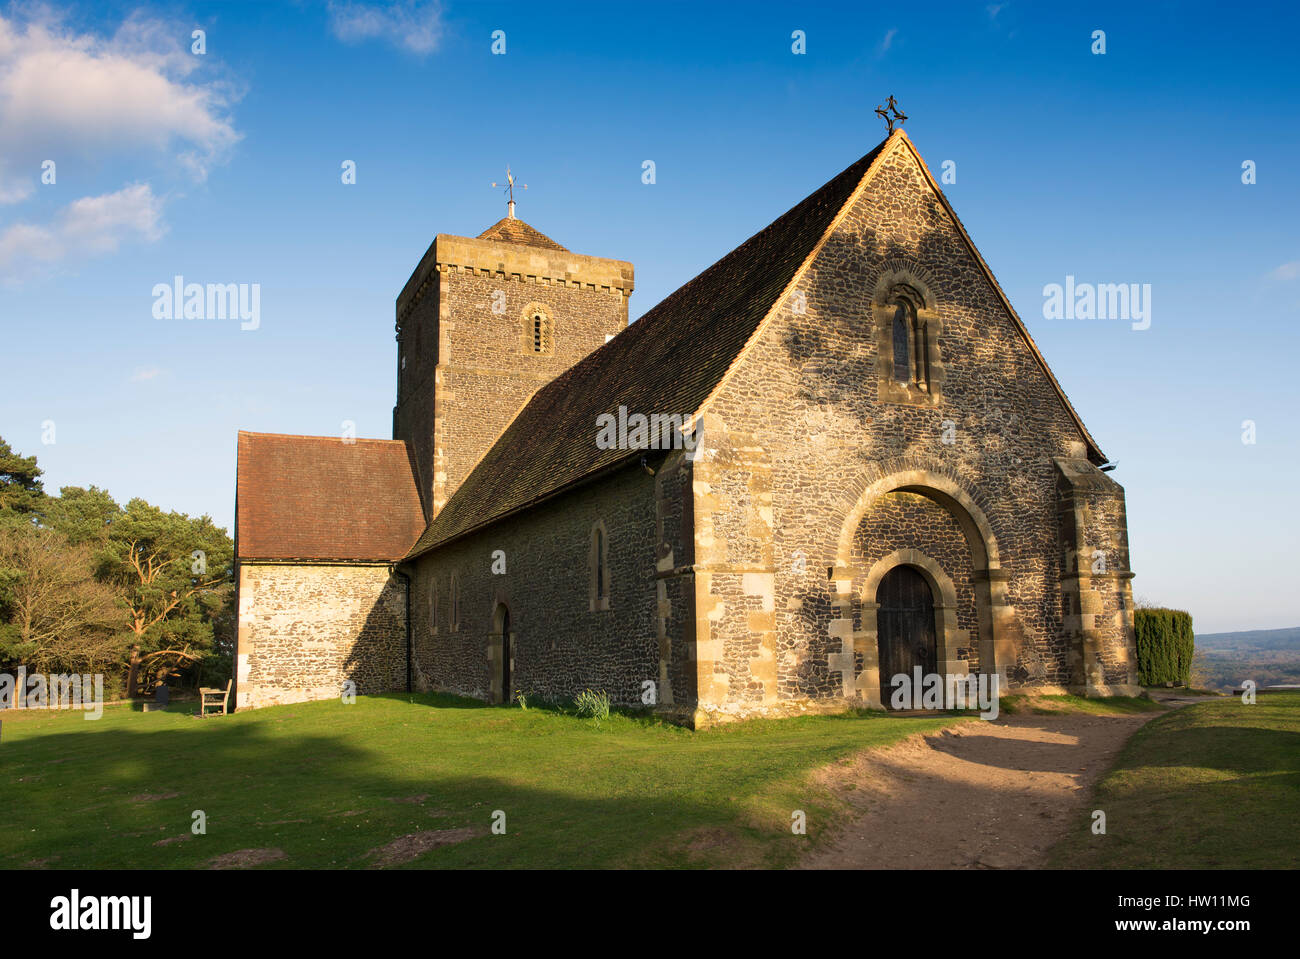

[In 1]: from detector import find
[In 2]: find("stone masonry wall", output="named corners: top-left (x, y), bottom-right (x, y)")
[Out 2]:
top-left (393, 236), bottom-right (632, 516)
top-left (696, 135), bottom-right (1136, 711)
top-left (235, 562), bottom-right (407, 710)
top-left (1054, 456), bottom-right (1139, 691)
top-left (409, 461), bottom-right (679, 708)
top-left (435, 271), bottom-right (626, 510)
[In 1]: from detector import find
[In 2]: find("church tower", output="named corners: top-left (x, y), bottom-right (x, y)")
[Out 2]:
top-left (393, 205), bottom-right (634, 519)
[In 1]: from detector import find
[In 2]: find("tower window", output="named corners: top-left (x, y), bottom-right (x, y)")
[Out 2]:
top-left (522, 305), bottom-right (553, 354)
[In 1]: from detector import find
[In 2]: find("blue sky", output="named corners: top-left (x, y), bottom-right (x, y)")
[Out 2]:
top-left (1, 0), bottom-right (1296, 633)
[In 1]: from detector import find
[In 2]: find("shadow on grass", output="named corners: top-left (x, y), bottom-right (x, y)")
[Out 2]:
top-left (1, 696), bottom-right (887, 870)
top-left (366, 691), bottom-right (492, 710)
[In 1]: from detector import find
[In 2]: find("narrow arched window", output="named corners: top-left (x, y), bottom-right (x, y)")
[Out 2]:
top-left (878, 277), bottom-right (940, 403)
top-left (596, 528), bottom-right (606, 599)
top-left (918, 319), bottom-right (931, 389)
top-left (892, 303), bottom-right (912, 384)
top-left (590, 522), bottom-right (611, 610)
top-left (530, 310), bottom-right (552, 353)
top-left (430, 578), bottom-right (439, 633)
top-left (449, 573), bottom-right (460, 631)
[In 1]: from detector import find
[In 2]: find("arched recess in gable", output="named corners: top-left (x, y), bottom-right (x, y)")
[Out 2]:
top-left (871, 259), bottom-right (945, 406)
top-left (827, 467), bottom-right (1018, 708)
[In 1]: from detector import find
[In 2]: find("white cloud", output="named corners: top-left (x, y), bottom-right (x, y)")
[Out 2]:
top-left (1271, 260), bottom-right (1300, 281)
top-left (0, 176), bottom-right (33, 203)
top-left (328, 0), bottom-right (445, 55)
top-left (0, 8), bottom-right (241, 199)
top-left (0, 182), bottom-right (165, 282)
top-left (878, 28), bottom-right (898, 55)
top-left (131, 366), bottom-right (163, 381)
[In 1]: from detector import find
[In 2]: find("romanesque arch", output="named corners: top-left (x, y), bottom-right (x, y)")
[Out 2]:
top-left (828, 467), bottom-right (1017, 708)
top-left (863, 548), bottom-right (964, 681)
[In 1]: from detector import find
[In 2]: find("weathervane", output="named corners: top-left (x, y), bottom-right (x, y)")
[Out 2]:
top-left (491, 166), bottom-right (527, 219)
top-left (874, 95), bottom-right (907, 134)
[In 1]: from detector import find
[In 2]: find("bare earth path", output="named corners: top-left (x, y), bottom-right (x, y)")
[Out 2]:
top-left (799, 708), bottom-right (1172, 870)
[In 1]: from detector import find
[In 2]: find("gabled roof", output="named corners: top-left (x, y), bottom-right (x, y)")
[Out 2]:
top-left (406, 129), bottom-right (1106, 561)
top-left (476, 216), bottom-right (568, 251)
top-left (237, 432), bottom-right (424, 562)
top-left (405, 137), bottom-right (890, 560)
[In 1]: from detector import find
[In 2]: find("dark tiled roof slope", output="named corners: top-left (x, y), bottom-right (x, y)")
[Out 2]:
top-left (477, 216), bottom-right (568, 251)
top-left (407, 140), bottom-right (889, 559)
top-left (237, 432), bottom-right (425, 561)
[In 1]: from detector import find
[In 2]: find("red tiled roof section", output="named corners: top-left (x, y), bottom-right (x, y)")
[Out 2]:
top-left (476, 216), bottom-right (568, 251)
top-left (237, 432), bottom-right (425, 561)
top-left (406, 138), bottom-right (890, 560)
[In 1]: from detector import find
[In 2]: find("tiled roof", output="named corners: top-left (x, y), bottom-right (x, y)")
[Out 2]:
top-left (476, 216), bottom-right (568, 251)
top-left (406, 139), bottom-right (890, 560)
top-left (237, 432), bottom-right (424, 561)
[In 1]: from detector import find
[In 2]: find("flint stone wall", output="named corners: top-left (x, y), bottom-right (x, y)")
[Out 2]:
top-left (235, 562), bottom-right (406, 710)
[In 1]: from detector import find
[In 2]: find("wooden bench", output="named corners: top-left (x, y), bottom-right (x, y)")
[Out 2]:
top-left (199, 680), bottom-right (232, 717)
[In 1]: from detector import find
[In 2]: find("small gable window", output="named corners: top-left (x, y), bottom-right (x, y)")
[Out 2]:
top-left (889, 292), bottom-right (929, 391)
top-left (892, 304), bottom-right (911, 385)
top-left (875, 274), bottom-right (940, 405)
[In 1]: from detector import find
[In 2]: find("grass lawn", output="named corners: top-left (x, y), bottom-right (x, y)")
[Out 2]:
top-left (1046, 690), bottom-right (1300, 869)
top-left (0, 694), bottom-right (966, 869)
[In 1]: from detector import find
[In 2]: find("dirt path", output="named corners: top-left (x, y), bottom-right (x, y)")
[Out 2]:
top-left (799, 708), bottom-right (1169, 870)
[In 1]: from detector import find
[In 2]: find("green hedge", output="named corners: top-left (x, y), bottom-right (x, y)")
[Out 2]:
top-left (1134, 608), bottom-right (1195, 686)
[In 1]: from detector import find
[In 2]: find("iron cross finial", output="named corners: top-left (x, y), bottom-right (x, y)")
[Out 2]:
top-left (874, 95), bottom-right (908, 134)
top-left (491, 166), bottom-right (528, 219)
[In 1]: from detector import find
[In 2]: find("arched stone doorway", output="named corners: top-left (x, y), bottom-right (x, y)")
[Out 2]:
top-left (876, 564), bottom-right (936, 706)
top-left (829, 468), bottom-right (1018, 709)
top-left (490, 602), bottom-right (513, 705)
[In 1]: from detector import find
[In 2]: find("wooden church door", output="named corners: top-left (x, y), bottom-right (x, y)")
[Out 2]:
top-left (876, 565), bottom-right (937, 706)
top-left (501, 609), bottom-right (512, 704)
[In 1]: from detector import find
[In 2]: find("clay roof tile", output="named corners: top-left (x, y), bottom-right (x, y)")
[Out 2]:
top-left (237, 432), bottom-right (424, 561)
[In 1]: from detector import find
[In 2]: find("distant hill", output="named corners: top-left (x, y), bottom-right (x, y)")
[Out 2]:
top-left (1195, 627), bottom-right (1300, 652)
top-left (1191, 626), bottom-right (1300, 691)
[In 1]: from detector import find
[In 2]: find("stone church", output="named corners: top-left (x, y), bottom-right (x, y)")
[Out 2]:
top-left (233, 129), bottom-right (1139, 726)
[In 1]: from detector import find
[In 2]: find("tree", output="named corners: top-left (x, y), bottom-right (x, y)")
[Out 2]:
top-left (0, 436), bottom-right (46, 516)
top-left (95, 498), bottom-right (234, 690)
top-left (0, 524), bottom-right (122, 673)
top-left (0, 437), bottom-right (235, 691)
top-left (45, 485), bottom-right (119, 546)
